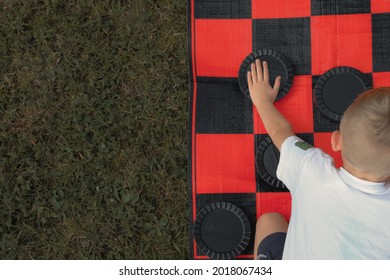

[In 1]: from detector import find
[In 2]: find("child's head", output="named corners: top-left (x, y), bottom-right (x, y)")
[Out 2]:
top-left (336, 87), bottom-right (390, 180)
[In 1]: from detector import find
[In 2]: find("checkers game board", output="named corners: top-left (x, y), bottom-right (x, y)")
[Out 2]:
top-left (188, 0), bottom-right (390, 259)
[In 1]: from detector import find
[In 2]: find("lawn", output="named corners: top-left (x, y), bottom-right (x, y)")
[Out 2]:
top-left (0, 0), bottom-right (189, 259)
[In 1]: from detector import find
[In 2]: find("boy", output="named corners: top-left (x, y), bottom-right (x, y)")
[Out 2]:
top-left (248, 59), bottom-right (390, 259)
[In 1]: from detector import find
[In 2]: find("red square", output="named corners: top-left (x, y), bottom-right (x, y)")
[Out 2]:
top-left (254, 75), bottom-right (313, 134)
top-left (311, 14), bottom-right (372, 75)
top-left (373, 72), bottom-right (390, 87)
top-left (195, 134), bottom-right (256, 194)
top-left (195, 19), bottom-right (252, 78)
top-left (256, 193), bottom-right (291, 222)
top-left (252, 0), bottom-right (311, 19)
top-left (371, 0), bottom-right (390, 13)
top-left (314, 132), bottom-right (343, 168)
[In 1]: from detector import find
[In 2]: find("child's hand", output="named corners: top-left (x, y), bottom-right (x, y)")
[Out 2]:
top-left (247, 59), bottom-right (281, 108)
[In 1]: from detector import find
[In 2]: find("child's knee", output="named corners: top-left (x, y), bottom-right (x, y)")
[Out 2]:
top-left (256, 212), bottom-right (288, 233)
top-left (257, 212), bottom-right (285, 225)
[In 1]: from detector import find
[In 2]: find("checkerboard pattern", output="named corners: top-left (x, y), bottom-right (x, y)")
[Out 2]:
top-left (189, 0), bottom-right (390, 259)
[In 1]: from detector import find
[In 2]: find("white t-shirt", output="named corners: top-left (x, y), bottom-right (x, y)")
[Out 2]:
top-left (277, 136), bottom-right (390, 259)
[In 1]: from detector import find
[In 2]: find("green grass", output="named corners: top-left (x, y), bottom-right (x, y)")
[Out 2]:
top-left (0, 0), bottom-right (188, 259)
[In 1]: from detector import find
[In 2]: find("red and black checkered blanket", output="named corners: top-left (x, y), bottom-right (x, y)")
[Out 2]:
top-left (188, 0), bottom-right (390, 259)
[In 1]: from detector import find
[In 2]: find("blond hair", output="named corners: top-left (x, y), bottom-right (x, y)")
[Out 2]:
top-left (340, 87), bottom-right (390, 178)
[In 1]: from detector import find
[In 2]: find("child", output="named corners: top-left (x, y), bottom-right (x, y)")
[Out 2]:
top-left (248, 59), bottom-right (390, 259)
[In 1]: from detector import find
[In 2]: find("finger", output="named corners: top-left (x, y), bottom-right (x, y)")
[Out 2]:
top-left (273, 76), bottom-right (281, 93)
top-left (263, 61), bottom-right (269, 83)
top-left (247, 71), bottom-right (253, 88)
top-left (256, 59), bottom-right (263, 81)
top-left (251, 62), bottom-right (257, 83)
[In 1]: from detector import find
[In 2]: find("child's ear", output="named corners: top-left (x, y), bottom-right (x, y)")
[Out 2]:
top-left (331, 130), bottom-right (342, 152)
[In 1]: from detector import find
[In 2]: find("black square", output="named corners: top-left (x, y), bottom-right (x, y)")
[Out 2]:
top-left (255, 133), bottom-right (314, 192)
top-left (312, 75), bottom-right (341, 132)
top-left (372, 13), bottom-right (390, 72)
top-left (312, 74), bottom-right (372, 132)
top-left (195, 193), bottom-right (256, 257)
top-left (194, 0), bottom-right (251, 19)
top-left (252, 18), bottom-right (311, 75)
top-left (311, 0), bottom-right (370, 16)
top-left (195, 77), bottom-right (253, 134)
top-left (313, 106), bottom-right (340, 132)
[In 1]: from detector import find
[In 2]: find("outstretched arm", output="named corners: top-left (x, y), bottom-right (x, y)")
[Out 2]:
top-left (248, 59), bottom-right (295, 151)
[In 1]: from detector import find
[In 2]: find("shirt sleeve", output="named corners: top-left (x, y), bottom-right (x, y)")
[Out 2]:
top-left (276, 135), bottom-right (330, 194)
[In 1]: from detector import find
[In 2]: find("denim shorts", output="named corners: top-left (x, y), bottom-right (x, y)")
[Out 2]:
top-left (256, 232), bottom-right (287, 260)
